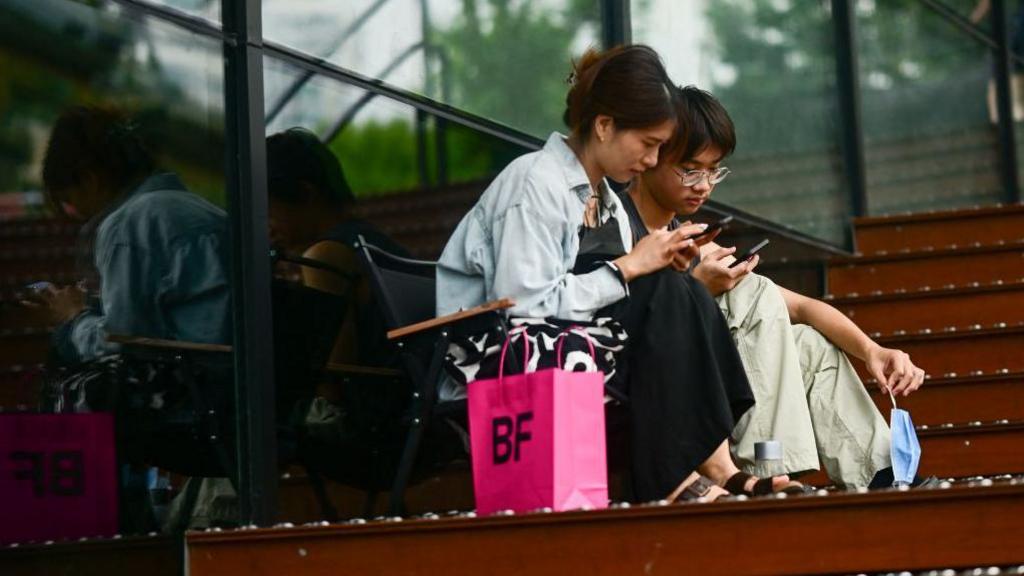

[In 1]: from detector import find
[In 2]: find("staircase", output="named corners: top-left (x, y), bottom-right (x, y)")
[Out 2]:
top-left (0, 217), bottom-right (80, 408)
top-left (824, 204), bottom-right (1024, 483)
top-left (3, 204), bottom-right (1024, 575)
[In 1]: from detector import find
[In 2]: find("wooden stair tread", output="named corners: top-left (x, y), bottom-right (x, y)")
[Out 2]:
top-left (826, 278), bottom-right (1024, 303)
top-left (831, 238), bottom-right (1024, 263)
top-left (853, 203), bottom-right (1024, 227)
top-left (863, 370), bottom-right (1024, 426)
top-left (857, 324), bottom-right (1024, 378)
top-left (0, 533), bottom-right (178, 576)
top-left (186, 483), bottom-right (1024, 576)
top-left (872, 321), bottom-right (1024, 342)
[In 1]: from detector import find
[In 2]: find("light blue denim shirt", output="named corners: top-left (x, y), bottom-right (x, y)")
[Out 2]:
top-left (56, 173), bottom-right (232, 362)
top-left (437, 132), bottom-right (633, 321)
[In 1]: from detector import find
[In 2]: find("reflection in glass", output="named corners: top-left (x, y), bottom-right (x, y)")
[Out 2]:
top-left (264, 55), bottom-right (524, 205)
top-left (857, 2), bottom-right (1002, 215)
top-left (262, 0), bottom-right (602, 138)
top-left (632, 0), bottom-right (848, 244)
top-left (148, 0), bottom-right (221, 24)
top-left (0, 0), bottom-right (234, 539)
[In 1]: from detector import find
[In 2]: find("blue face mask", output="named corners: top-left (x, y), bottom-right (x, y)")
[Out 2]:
top-left (890, 391), bottom-right (922, 486)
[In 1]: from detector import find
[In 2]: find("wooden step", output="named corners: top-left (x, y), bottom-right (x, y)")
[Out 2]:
top-left (915, 421), bottom-right (1024, 479)
top-left (0, 364), bottom-right (44, 409)
top-left (856, 323), bottom-right (1024, 379)
top-left (187, 483), bottom-right (1024, 576)
top-left (0, 329), bottom-right (51, 365)
top-left (867, 371), bottom-right (1024, 426)
top-left (0, 534), bottom-right (178, 576)
top-left (853, 204), bottom-right (1024, 254)
top-left (0, 300), bottom-right (56, 331)
top-left (0, 218), bottom-right (79, 253)
top-left (0, 246), bottom-right (77, 277)
top-left (826, 280), bottom-right (1024, 334)
top-left (798, 421), bottom-right (1024, 486)
top-left (827, 240), bottom-right (1024, 294)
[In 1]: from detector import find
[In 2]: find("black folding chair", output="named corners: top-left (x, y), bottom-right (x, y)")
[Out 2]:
top-left (354, 236), bottom-right (515, 515)
top-left (104, 253), bottom-right (354, 528)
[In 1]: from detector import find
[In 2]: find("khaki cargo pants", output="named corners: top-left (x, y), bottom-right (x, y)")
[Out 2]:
top-left (717, 273), bottom-right (891, 488)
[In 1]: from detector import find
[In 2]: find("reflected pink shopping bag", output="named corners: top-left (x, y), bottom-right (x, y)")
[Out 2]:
top-left (0, 413), bottom-right (118, 544)
top-left (467, 327), bottom-right (608, 515)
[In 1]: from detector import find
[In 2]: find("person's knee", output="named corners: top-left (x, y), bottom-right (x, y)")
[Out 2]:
top-left (792, 324), bottom-right (839, 373)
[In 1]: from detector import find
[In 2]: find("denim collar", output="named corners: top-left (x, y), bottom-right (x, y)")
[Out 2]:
top-left (543, 132), bottom-right (617, 210)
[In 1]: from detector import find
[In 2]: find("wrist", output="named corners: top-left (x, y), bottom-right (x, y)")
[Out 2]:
top-left (613, 255), bottom-right (638, 282)
top-left (861, 340), bottom-right (883, 362)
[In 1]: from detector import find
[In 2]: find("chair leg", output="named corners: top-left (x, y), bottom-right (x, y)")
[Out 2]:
top-left (387, 419), bottom-right (424, 516)
top-left (362, 490), bottom-right (379, 518)
top-left (305, 465), bottom-right (339, 522)
top-left (387, 335), bottom-right (450, 516)
top-left (174, 355), bottom-right (238, 489)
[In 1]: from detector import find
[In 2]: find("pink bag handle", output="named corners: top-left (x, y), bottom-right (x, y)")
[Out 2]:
top-left (497, 325), bottom-right (531, 383)
top-left (555, 326), bottom-right (597, 370)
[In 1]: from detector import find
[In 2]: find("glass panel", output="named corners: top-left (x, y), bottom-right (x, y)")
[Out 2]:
top-left (262, 0), bottom-right (602, 138)
top-left (264, 54), bottom-right (526, 246)
top-left (0, 0), bottom-right (232, 541)
top-left (631, 0), bottom-right (849, 245)
top-left (148, 0), bottom-right (221, 25)
top-left (265, 55), bottom-right (530, 520)
top-left (858, 2), bottom-right (1003, 215)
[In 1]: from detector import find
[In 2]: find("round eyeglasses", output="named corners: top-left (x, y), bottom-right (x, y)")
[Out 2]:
top-left (673, 167), bottom-right (731, 187)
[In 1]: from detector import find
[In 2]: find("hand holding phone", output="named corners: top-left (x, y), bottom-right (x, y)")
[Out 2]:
top-left (685, 215), bottom-right (734, 241)
top-left (25, 281), bottom-right (56, 294)
top-left (728, 239), bottom-right (769, 268)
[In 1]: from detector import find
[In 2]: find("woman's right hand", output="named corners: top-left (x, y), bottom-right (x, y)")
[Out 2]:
top-left (614, 223), bottom-right (705, 281)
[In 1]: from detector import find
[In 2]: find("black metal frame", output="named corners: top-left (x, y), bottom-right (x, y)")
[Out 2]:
top-left (602, 0), bottom-right (631, 47)
top-left (222, 0), bottom-right (277, 526)
top-left (911, 0), bottom-right (1021, 204)
top-left (353, 238), bottom-right (513, 516)
top-left (991, 0), bottom-right (1022, 203)
top-left (95, 0), bottom-right (1024, 525)
top-left (831, 0), bottom-right (869, 251)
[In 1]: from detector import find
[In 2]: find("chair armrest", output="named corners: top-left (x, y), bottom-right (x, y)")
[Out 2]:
top-left (386, 298), bottom-right (515, 341)
top-left (108, 334), bottom-right (234, 354)
top-left (325, 363), bottom-right (403, 378)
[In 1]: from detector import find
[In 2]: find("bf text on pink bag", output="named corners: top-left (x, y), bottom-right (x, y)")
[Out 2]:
top-left (467, 327), bottom-right (608, 515)
top-left (0, 413), bottom-right (118, 544)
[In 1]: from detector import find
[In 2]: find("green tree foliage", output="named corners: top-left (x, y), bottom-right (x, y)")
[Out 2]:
top-left (431, 0), bottom-right (601, 137)
top-left (703, 0), bottom-right (989, 151)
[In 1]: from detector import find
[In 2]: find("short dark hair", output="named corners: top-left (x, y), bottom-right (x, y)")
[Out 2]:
top-left (266, 127), bottom-right (355, 208)
top-left (563, 44), bottom-right (676, 142)
top-left (660, 85), bottom-right (736, 166)
top-left (42, 105), bottom-right (155, 206)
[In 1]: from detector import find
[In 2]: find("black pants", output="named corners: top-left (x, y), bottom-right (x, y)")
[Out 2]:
top-left (608, 269), bottom-right (754, 502)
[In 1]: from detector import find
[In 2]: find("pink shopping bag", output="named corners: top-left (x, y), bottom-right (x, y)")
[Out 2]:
top-left (467, 327), bottom-right (608, 515)
top-left (0, 413), bottom-right (118, 544)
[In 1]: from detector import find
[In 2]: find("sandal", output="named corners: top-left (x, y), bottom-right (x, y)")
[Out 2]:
top-left (673, 474), bottom-right (721, 502)
top-left (723, 471), bottom-right (807, 497)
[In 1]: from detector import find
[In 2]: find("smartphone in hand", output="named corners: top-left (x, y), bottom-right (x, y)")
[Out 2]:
top-left (728, 239), bottom-right (769, 268)
top-left (25, 281), bottom-right (55, 294)
top-left (686, 215), bottom-right (734, 241)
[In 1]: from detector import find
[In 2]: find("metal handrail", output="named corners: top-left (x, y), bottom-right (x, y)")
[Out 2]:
top-left (916, 0), bottom-right (1024, 67)
top-left (265, 0), bottom-right (391, 124)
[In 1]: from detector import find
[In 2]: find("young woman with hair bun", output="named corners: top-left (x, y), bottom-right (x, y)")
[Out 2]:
top-left (438, 45), bottom-right (802, 503)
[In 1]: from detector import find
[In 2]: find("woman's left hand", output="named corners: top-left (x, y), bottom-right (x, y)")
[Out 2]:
top-left (31, 284), bottom-right (87, 324)
top-left (669, 223), bottom-right (705, 272)
top-left (865, 345), bottom-right (925, 396)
